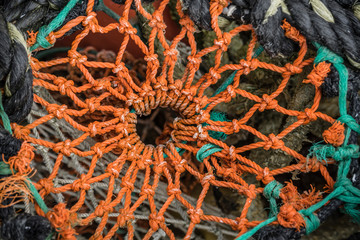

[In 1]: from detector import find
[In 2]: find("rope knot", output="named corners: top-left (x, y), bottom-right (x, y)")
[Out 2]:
top-left (92, 143), bottom-right (104, 158)
top-left (149, 12), bottom-right (166, 30)
top-left (333, 145), bottom-right (359, 162)
top-left (263, 180), bottom-right (283, 217)
top-left (245, 184), bottom-right (257, 199)
top-left (85, 97), bottom-right (100, 113)
top-left (167, 184), bottom-right (181, 196)
top-left (47, 104), bottom-right (68, 119)
top-left (38, 178), bottom-right (54, 195)
top-left (240, 59), bottom-right (259, 75)
top-left (117, 209), bottom-right (134, 227)
top-left (140, 184), bottom-right (155, 197)
top-left (53, 139), bottom-right (72, 157)
top-left (82, 12), bottom-right (98, 32)
top-left (209, 68), bottom-right (221, 83)
top-left (106, 162), bottom-right (120, 178)
top-left (71, 174), bottom-right (90, 191)
top-left (187, 55), bottom-right (201, 69)
top-left (232, 119), bottom-right (240, 133)
top-left (118, 18), bottom-right (137, 35)
top-left (264, 134), bottom-right (284, 151)
top-left (193, 124), bottom-right (208, 140)
top-left (201, 174), bottom-right (215, 185)
top-left (187, 208), bottom-right (203, 224)
top-left (88, 121), bottom-right (101, 137)
top-left (303, 62), bottom-right (331, 88)
top-left (94, 200), bottom-right (113, 217)
top-left (153, 161), bottom-right (166, 174)
top-left (228, 145), bottom-right (236, 161)
top-left (125, 92), bottom-right (139, 105)
top-left (297, 108), bottom-right (317, 124)
top-left (113, 62), bottom-right (127, 74)
top-left (149, 213), bottom-right (165, 231)
top-left (338, 114), bottom-right (360, 134)
top-left (54, 77), bottom-right (74, 95)
top-left (263, 180), bottom-right (282, 200)
top-left (35, 26), bottom-right (56, 49)
top-left (334, 177), bottom-right (353, 190)
top-left (284, 63), bottom-right (302, 75)
top-left (301, 157), bottom-right (322, 172)
top-left (168, 79), bottom-right (183, 96)
top-left (174, 159), bottom-right (187, 173)
top-left (68, 50), bottom-right (87, 66)
top-left (120, 181), bottom-right (135, 192)
top-left (46, 203), bottom-right (77, 240)
top-left (323, 121), bottom-right (345, 147)
top-left (164, 48), bottom-right (178, 62)
top-left (256, 167), bottom-right (274, 184)
top-left (179, 17), bottom-right (196, 32)
top-left (278, 203), bottom-right (306, 231)
top-left (194, 96), bottom-right (208, 113)
top-left (226, 85), bottom-right (237, 100)
top-left (232, 217), bottom-right (248, 231)
top-left (259, 94), bottom-right (278, 112)
top-left (6, 142), bottom-right (34, 175)
top-left (12, 125), bottom-right (30, 140)
top-left (214, 32), bottom-right (231, 51)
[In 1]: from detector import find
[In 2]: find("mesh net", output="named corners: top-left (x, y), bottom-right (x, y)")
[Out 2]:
top-left (4, 0), bottom-right (358, 239)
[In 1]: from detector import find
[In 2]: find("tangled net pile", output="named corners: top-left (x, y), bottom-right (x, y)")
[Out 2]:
top-left (1, 0), bottom-right (360, 239)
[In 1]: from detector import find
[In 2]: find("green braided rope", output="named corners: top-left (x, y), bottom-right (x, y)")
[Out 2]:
top-left (314, 42), bottom-right (360, 134)
top-left (0, 91), bottom-right (12, 134)
top-left (30, 0), bottom-right (80, 51)
top-left (95, 0), bottom-right (120, 21)
top-left (263, 180), bottom-right (283, 218)
top-left (196, 143), bottom-right (223, 162)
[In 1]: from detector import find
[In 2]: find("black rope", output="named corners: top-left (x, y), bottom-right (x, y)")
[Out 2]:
top-left (181, 0), bottom-right (360, 68)
top-left (0, 0), bottom-right (94, 35)
top-left (0, 2), bottom-right (95, 239)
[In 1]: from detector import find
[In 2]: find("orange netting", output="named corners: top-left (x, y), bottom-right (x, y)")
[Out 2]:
top-left (5, 0), bottom-right (346, 239)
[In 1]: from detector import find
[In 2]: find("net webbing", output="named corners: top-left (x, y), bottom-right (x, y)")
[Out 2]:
top-left (2, 0), bottom-right (359, 239)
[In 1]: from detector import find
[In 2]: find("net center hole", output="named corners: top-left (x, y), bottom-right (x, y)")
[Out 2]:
top-left (136, 108), bottom-right (178, 145)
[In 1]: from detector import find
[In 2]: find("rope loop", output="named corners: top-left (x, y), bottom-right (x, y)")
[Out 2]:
top-left (263, 180), bottom-right (283, 217)
top-left (338, 114), bottom-right (360, 134)
top-left (196, 143), bottom-right (222, 162)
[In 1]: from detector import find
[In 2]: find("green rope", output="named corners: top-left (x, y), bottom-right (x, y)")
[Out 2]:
top-left (95, 0), bottom-right (120, 21)
top-left (27, 180), bottom-right (49, 214)
top-left (202, 111), bottom-right (229, 140)
top-left (0, 162), bottom-right (13, 175)
top-left (314, 42), bottom-right (359, 134)
top-left (236, 216), bottom-right (277, 240)
top-left (30, 0), bottom-right (80, 51)
top-left (45, 231), bottom-right (54, 240)
top-left (196, 143), bottom-right (222, 162)
top-left (253, 45), bottom-right (265, 58)
top-left (263, 180), bottom-right (283, 218)
top-left (0, 91), bottom-right (12, 134)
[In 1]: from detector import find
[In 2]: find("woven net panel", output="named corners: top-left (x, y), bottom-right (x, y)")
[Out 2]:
top-left (10, 0), bottom-right (346, 239)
